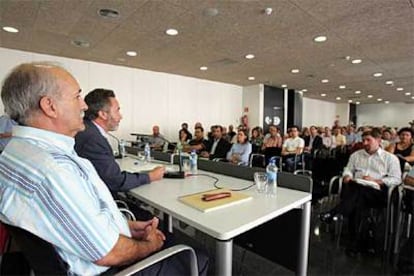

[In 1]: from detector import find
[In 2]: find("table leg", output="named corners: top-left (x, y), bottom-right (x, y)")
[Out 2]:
top-left (216, 239), bottom-right (233, 276)
top-left (297, 201), bottom-right (311, 276)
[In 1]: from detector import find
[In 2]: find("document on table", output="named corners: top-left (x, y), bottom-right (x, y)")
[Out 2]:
top-left (355, 178), bottom-right (380, 190)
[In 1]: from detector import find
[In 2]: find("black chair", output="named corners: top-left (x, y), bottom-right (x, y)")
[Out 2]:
top-left (3, 224), bottom-right (199, 276)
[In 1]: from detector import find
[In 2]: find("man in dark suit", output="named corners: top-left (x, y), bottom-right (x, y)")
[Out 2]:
top-left (75, 89), bottom-right (165, 198)
top-left (200, 125), bottom-right (231, 160)
top-left (303, 125), bottom-right (323, 170)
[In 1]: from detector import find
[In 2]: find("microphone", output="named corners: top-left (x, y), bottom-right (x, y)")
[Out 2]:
top-left (108, 133), bottom-right (123, 159)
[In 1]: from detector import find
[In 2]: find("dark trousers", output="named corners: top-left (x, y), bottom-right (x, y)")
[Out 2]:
top-left (333, 181), bottom-right (387, 237)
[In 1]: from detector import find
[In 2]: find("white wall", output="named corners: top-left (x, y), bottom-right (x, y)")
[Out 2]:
top-left (357, 103), bottom-right (414, 128)
top-left (0, 47), bottom-right (243, 141)
top-left (242, 84), bottom-right (263, 129)
top-left (302, 97), bottom-right (350, 127)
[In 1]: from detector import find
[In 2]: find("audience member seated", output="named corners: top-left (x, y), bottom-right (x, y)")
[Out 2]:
top-left (303, 125), bottom-right (323, 169)
top-left (148, 125), bottom-right (165, 150)
top-left (333, 127), bottom-right (347, 147)
top-left (179, 128), bottom-right (191, 145)
top-left (0, 62), bottom-right (208, 275)
top-left (75, 89), bottom-right (165, 201)
top-left (386, 127), bottom-right (414, 172)
top-left (345, 125), bottom-right (360, 148)
top-left (200, 125), bottom-right (231, 160)
top-left (262, 125), bottom-right (283, 164)
top-left (250, 126), bottom-right (264, 153)
top-left (322, 127), bottom-right (336, 149)
top-left (281, 126), bottom-right (305, 172)
top-left (184, 126), bottom-right (207, 153)
top-left (226, 124), bottom-right (236, 143)
top-left (178, 122), bottom-right (192, 140)
top-left (226, 130), bottom-right (252, 166)
top-left (319, 128), bottom-right (401, 256)
top-left (301, 127), bottom-right (310, 141)
top-left (0, 114), bottom-right (17, 152)
top-left (381, 128), bottom-right (392, 149)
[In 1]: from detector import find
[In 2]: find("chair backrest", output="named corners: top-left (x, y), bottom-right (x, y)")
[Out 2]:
top-left (4, 224), bottom-right (68, 275)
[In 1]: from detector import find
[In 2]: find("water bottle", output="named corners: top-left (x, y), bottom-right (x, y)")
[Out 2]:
top-left (266, 157), bottom-right (278, 196)
top-left (119, 139), bottom-right (126, 158)
top-left (144, 143), bottom-right (151, 162)
top-left (190, 150), bottom-right (198, 174)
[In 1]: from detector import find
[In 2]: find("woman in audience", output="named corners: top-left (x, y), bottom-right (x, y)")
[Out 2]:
top-left (301, 127), bottom-right (310, 140)
top-left (226, 130), bottom-right (252, 166)
top-left (250, 126), bottom-right (264, 153)
top-left (262, 125), bottom-right (283, 163)
top-left (386, 127), bottom-right (414, 172)
top-left (179, 128), bottom-right (191, 144)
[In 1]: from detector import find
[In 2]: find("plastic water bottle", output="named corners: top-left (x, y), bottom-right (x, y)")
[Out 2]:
top-left (190, 150), bottom-right (198, 174)
top-left (144, 143), bottom-right (151, 162)
top-left (119, 139), bottom-right (126, 158)
top-left (266, 157), bottom-right (278, 196)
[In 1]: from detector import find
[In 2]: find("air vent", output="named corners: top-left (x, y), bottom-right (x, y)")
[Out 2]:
top-left (210, 58), bottom-right (238, 66)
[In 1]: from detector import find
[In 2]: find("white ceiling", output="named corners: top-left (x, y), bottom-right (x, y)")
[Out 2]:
top-left (0, 0), bottom-right (413, 104)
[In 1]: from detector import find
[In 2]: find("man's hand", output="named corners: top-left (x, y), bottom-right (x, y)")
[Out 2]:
top-left (362, 175), bottom-right (384, 186)
top-left (200, 151), bottom-right (210, 158)
top-left (128, 218), bottom-right (155, 240)
top-left (148, 166), bottom-right (165, 182)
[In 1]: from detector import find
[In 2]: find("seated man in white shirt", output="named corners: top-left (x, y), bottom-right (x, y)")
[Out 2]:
top-left (319, 128), bottom-right (401, 255)
top-left (281, 126), bottom-right (305, 172)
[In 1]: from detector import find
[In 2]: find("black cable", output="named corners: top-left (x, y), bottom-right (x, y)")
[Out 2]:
top-left (187, 173), bottom-right (255, 191)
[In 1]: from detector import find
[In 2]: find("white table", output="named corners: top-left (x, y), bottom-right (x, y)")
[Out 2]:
top-left (118, 157), bottom-right (311, 276)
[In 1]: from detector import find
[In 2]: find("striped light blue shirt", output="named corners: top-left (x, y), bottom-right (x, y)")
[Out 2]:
top-left (0, 126), bottom-right (130, 275)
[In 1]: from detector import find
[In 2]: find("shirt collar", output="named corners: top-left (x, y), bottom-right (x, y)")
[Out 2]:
top-left (363, 146), bottom-right (383, 156)
top-left (13, 125), bottom-right (75, 153)
top-left (92, 121), bottom-right (108, 138)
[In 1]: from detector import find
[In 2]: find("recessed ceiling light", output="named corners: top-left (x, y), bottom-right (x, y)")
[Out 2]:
top-left (385, 80), bottom-right (394, 85)
top-left (264, 7), bottom-right (273, 15)
top-left (98, 8), bottom-right (120, 18)
top-left (281, 84), bottom-right (287, 88)
top-left (2, 26), bottom-right (19, 33)
top-left (405, 92), bottom-right (411, 96)
top-left (321, 79), bottom-right (329, 83)
top-left (373, 72), bottom-right (383, 77)
top-left (339, 85), bottom-right (346, 89)
top-left (200, 66), bottom-right (208, 71)
top-left (290, 69), bottom-right (300, 74)
top-left (385, 101), bottom-right (390, 104)
top-left (165, 28), bottom-right (178, 36)
top-left (336, 97), bottom-right (341, 100)
top-left (356, 101), bottom-right (360, 105)
top-left (248, 76), bottom-right (255, 81)
top-left (203, 7), bottom-right (219, 16)
top-left (302, 89), bottom-right (308, 92)
top-left (355, 90), bottom-right (361, 94)
top-left (377, 98), bottom-right (383, 102)
top-left (367, 95), bottom-right (373, 98)
top-left (348, 99), bottom-right (353, 103)
top-left (126, 51), bottom-right (137, 57)
top-left (321, 93), bottom-right (326, 97)
top-left (411, 96), bottom-right (414, 99)
top-left (313, 35), bottom-right (327, 42)
top-left (245, 54), bottom-right (255, 59)
top-left (351, 59), bottom-right (362, 64)
top-left (396, 87), bottom-right (404, 91)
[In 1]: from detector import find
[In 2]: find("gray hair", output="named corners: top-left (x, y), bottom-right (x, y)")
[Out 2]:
top-left (1, 62), bottom-right (64, 125)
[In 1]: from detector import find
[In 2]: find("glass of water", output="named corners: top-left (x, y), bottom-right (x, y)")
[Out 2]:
top-left (254, 172), bottom-right (268, 193)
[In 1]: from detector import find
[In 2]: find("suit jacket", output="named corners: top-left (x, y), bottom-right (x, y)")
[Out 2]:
top-left (304, 135), bottom-right (323, 153)
top-left (75, 120), bottom-right (149, 195)
top-left (205, 138), bottom-right (231, 160)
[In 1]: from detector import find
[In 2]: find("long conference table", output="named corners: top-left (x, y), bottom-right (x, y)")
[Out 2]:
top-left (117, 156), bottom-right (312, 276)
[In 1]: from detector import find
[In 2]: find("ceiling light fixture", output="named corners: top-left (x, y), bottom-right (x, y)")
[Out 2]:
top-left (355, 90), bottom-right (361, 94)
top-left (203, 7), bottom-right (219, 16)
top-left (165, 28), bottom-right (178, 36)
top-left (245, 54), bottom-right (255, 59)
top-left (396, 87), bottom-right (404, 91)
top-left (405, 92), bottom-right (411, 96)
top-left (281, 84), bottom-right (287, 88)
top-left (367, 95), bottom-right (373, 98)
top-left (373, 72), bottom-right (383, 77)
top-left (336, 97), bottom-right (341, 100)
top-left (321, 93), bottom-right (326, 97)
top-left (412, 96), bottom-right (414, 100)
top-left (385, 80), bottom-right (394, 85)
top-left (339, 85), bottom-right (346, 89)
top-left (377, 98), bottom-right (383, 101)
top-left (356, 101), bottom-right (360, 105)
top-left (200, 66), bottom-right (208, 71)
top-left (351, 59), bottom-right (362, 64)
top-left (126, 51), bottom-right (137, 57)
top-left (290, 69), bottom-right (300, 73)
top-left (348, 100), bottom-right (353, 103)
top-left (248, 76), bottom-right (255, 81)
top-left (313, 35), bottom-right (327, 42)
top-left (385, 101), bottom-right (390, 104)
top-left (264, 7), bottom-right (273, 15)
top-left (321, 79), bottom-right (329, 83)
top-left (2, 26), bottom-right (19, 33)
top-left (302, 89), bottom-right (308, 92)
